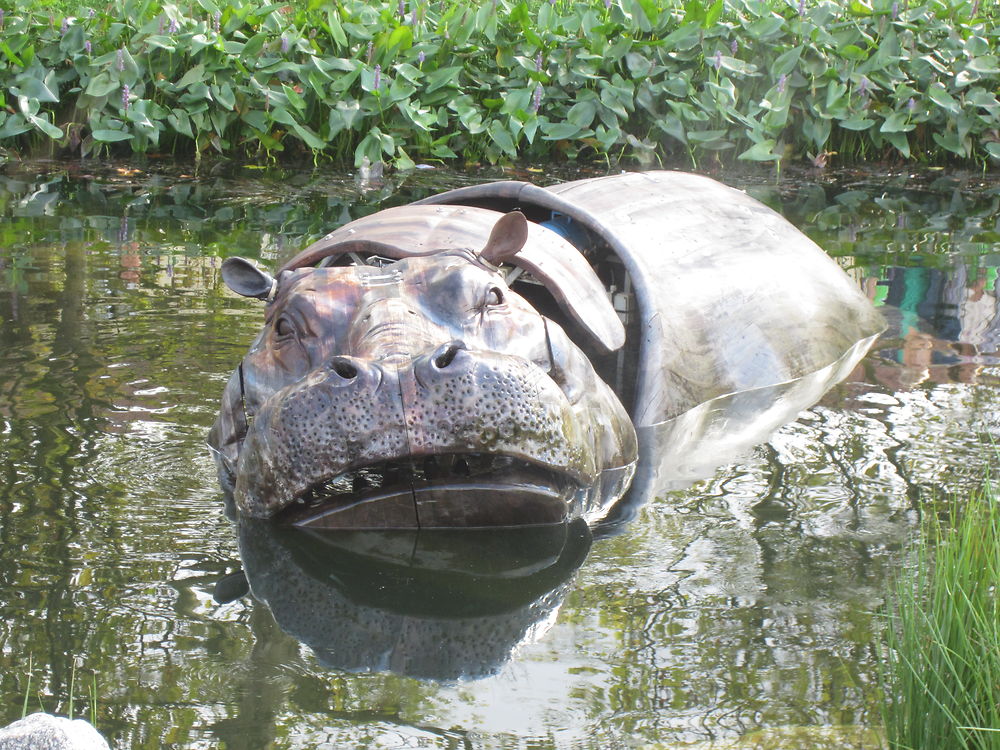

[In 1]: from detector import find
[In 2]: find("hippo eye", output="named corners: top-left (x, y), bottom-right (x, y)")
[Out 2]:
top-left (486, 286), bottom-right (505, 306)
top-left (274, 316), bottom-right (296, 339)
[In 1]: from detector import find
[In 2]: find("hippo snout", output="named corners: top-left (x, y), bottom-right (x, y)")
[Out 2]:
top-left (232, 344), bottom-right (605, 521)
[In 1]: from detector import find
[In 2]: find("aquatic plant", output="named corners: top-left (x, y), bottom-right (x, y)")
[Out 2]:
top-left (880, 480), bottom-right (1000, 749)
top-left (0, 0), bottom-right (996, 167)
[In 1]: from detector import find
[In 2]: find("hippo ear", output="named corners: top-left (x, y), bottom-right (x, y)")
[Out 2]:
top-left (480, 211), bottom-right (529, 265)
top-left (222, 257), bottom-right (276, 301)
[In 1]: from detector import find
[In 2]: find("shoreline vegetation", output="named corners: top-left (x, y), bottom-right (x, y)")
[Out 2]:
top-left (0, 0), bottom-right (997, 169)
top-left (881, 480), bottom-right (1000, 750)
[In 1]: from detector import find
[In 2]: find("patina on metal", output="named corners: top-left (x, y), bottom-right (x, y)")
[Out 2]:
top-left (209, 171), bottom-right (884, 530)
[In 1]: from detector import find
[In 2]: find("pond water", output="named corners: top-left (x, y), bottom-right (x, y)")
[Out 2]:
top-left (0, 160), bottom-right (996, 749)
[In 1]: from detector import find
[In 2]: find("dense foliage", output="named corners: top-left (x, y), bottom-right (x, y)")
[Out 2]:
top-left (1, 0), bottom-right (997, 168)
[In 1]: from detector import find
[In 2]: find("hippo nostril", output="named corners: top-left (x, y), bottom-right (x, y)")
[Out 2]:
top-left (330, 357), bottom-right (359, 380)
top-left (432, 341), bottom-right (466, 370)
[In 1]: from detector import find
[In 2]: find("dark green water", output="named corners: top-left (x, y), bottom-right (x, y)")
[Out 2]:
top-left (0, 161), bottom-right (997, 749)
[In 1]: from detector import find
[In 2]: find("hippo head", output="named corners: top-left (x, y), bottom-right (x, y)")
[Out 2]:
top-left (209, 212), bottom-right (637, 528)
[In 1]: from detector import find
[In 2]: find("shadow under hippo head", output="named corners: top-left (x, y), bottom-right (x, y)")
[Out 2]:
top-left (209, 211), bottom-right (639, 528)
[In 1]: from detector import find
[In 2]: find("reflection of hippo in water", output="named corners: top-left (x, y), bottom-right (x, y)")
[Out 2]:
top-left (235, 517), bottom-right (592, 680)
top-left (209, 171), bottom-right (884, 528)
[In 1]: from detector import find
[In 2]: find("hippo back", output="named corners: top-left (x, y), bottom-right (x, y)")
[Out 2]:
top-left (414, 171), bottom-right (885, 427)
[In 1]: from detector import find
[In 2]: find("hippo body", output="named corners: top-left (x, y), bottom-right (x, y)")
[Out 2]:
top-left (210, 171), bottom-right (883, 529)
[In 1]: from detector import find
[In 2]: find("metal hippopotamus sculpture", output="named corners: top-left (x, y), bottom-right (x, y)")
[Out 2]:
top-left (209, 171), bottom-right (884, 529)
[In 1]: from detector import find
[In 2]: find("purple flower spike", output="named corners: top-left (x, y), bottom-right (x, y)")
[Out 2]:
top-left (731, 39), bottom-right (738, 55)
top-left (532, 83), bottom-right (542, 112)
top-left (366, 40), bottom-right (374, 62)
top-left (374, 64), bottom-right (381, 90)
top-left (122, 84), bottom-right (130, 111)
top-left (168, 18), bottom-right (178, 33)
top-left (117, 48), bottom-right (125, 71)
top-left (891, 1), bottom-right (899, 18)
top-left (798, 0), bottom-right (805, 15)
top-left (858, 76), bottom-right (869, 96)
top-left (281, 34), bottom-right (290, 53)
top-left (213, 10), bottom-right (220, 33)
top-left (777, 73), bottom-right (787, 93)
top-left (418, 50), bottom-right (425, 65)
top-left (85, 39), bottom-right (92, 54)
top-left (536, 52), bottom-right (543, 71)
top-left (412, 7), bottom-right (418, 24)
top-left (604, 0), bottom-right (611, 7)
top-left (714, 50), bottom-right (722, 70)
top-left (61, 17), bottom-right (69, 35)
top-left (0, 10), bottom-right (5, 29)
top-left (399, 0), bottom-right (405, 18)
top-left (907, 97), bottom-right (916, 111)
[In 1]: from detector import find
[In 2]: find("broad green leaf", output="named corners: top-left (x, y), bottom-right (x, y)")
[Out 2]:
top-left (386, 25), bottom-right (413, 52)
top-left (26, 112), bottom-right (62, 139)
top-left (772, 46), bottom-right (802, 77)
top-left (425, 66), bottom-right (463, 94)
top-left (880, 111), bottom-right (914, 133)
top-left (966, 56), bottom-right (999, 74)
top-left (838, 115), bottom-right (876, 130)
top-left (85, 72), bottom-right (119, 98)
top-left (212, 83), bottom-right (236, 111)
top-left (884, 131), bottom-right (910, 158)
top-left (488, 120), bottom-right (518, 156)
top-left (168, 109), bottom-right (194, 138)
top-left (839, 44), bottom-right (867, 61)
top-left (541, 121), bottom-right (587, 140)
top-left (0, 113), bottom-right (32, 138)
top-left (567, 100), bottom-right (597, 128)
top-left (92, 129), bottom-right (133, 142)
top-left (15, 75), bottom-right (59, 103)
top-left (176, 65), bottom-right (206, 90)
top-left (927, 83), bottom-right (960, 114)
top-left (738, 139), bottom-right (780, 161)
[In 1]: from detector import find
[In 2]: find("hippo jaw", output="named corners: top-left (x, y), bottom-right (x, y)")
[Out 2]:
top-left (231, 344), bottom-right (634, 527)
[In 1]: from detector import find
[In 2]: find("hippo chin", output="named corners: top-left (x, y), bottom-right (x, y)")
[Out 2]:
top-left (210, 170), bottom-right (884, 529)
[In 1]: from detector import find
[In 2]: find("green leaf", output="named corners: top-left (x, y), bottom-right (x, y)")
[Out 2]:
top-left (325, 8), bottom-right (348, 48)
top-left (927, 83), bottom-right (960, 115)
top-left (771, 46), bottom-right (802, 77)
top-left (0, 41), bottom-right (24, 66)
top-left (541, 121), bottom-right (587, 140)
top-left (425, 66), bottom-right (463, 93)
top-left (838, 115), bottom-right (876, 130)
top-left (966, 55), bottom-right (999, 75)
top-left (839, 44), bottom-right (867, 61)
top-left (488, 120), bottom-right (517, 156)
top-left (92, 129), bottom-right (133, 142)
top-left (567, 100), bottom-right (597, 128)
top-left (176, 65), bottom-right (206, 90)
top-left (386, 25), bottom-right (413, 52)
top-left (738, 139), bottom-right (780, 161)
top-left (85, 72), bottom-right (119, 98)
top-left (884, 130), bottom-right (910, 158)
top-left (880, 111), bottom-right (914, 133)
top-left (13, 79), bottom-right (57, 104)
top-left (26, 112), bottom-right (62, 139)
top-left (168, 109), bottom-right (194, 138)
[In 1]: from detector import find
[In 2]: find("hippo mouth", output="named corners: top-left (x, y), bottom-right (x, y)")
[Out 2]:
top-left (275, 453), bottom-right (581, 529)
